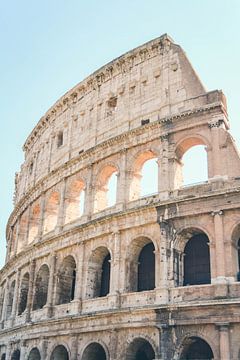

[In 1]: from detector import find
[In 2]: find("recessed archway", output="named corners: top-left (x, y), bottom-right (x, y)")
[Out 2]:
top-left (28, 347), bottom-right (41, 360)
top-left (50, 345), bottom-right (69, 360)
top-left (11, 350), bottom-right (20, 360)
top-left (6, 280), bottom-right (15, 319)
top-left (65, 178), bottom-right (85, 223)
top-left (179, 336), bottom-right (214, 359)
top-left (82, 342), bottom-right (107, 360)
top-left (18, 272), bottom-right (30, 315)
top-left (126, 338), bottom-right (155, 360)
top-left (56, 256), bottom-right (76, 305)
top-left (43, 191), bottom-right (60, 234)
top-left (94, 165), bottom-right (118, 212)
top-left (33, 264), bottom-right (50, 310)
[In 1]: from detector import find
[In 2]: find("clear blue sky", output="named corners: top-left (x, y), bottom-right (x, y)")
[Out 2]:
top-left (0, 0), bottom-right (240, 268)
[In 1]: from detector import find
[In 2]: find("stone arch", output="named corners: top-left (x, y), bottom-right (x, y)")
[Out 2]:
top-left (126, 237), bottom-right (156, 292)
top-left (28, 347), bottom-right (41, 360)
top-left (56, 255), bottom-right (76, 305)
top-left (50, 345), bottom-right (69, 360)
top-left (11, 350), bottom-right (20, 360)
top-left (129, 150), bottom-right (158, 201)
top-left (1, 354), bottom-right (6, 360)
top-left (174, 135), bottom-right (209, 188)
top-left (126, 337), bottom-right (156, 360)
top-left (231, 222), bottom-right (240, 280)
top-left (64, 177), bottom-right (85, 223)
top-left (173, 227), bottom-right (211, 287)
top-left (178, 336), bottom-right (214, 359)
top-left (43, 191), bottom-right (60, 234)
top-left (94, 163), bottom-right (119, 212)
top-left (28, 202), bottom-right (41, 243)
top-left (85, 246), bottom-right (111, 299)
top-left (33, 264), bottom-right (50, 310)
top-left (18, 272), bottom-right (30, 315)
top-left (6, 279), bottom-right (15, 319)
top-left (81, 341), bottom-right (109, 360)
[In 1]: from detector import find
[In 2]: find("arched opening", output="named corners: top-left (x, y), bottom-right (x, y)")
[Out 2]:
top-left (33, 264), bottom-right (50, 310)
top-left (1, 354), bottom-right (6, 360)
top-left (56, 256), bottom-right (76, 305)
top-left (175, 138), bottom-right (208, 189)
top-left (43, 191), bottom-right (60, 234)
top-left (28, 202), bottom-right (41, 243)
top-left (127, 238), bottom-right (155, 293)
top-left (17, 211), bottom-right (28, 253)
top-left (86, 247), bottom-right (111, 299)
top-left (129, 151), bottom-right (158, 201)
top-left (18, 272), bottom-right (30, 315)
top-left (126, 338), bottom-right (155, 360)
top-left (183, 234), bottom-right (211, 286)
top-left (28, 348), bottom-right (41, 360)
top-left (50, 345), bottom-right (69, 360)
top-left (180, 336), bottom-right (214, 359)
top-left (82, 342), bottom-right (107, 360)
top-left (11, 350), bottom-right (20, 360)
top-left (65, 179), bottom-right (85, 223)
top-left (6, 280), bottom-right (15, 319)
top-left (138, 243), bottom-right (155, 291)
top-left (94, 165), bottom-right (118, 212)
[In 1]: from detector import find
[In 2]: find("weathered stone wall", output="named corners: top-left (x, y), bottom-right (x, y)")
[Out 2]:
top-left (0, 34), bottom-right (240, 359)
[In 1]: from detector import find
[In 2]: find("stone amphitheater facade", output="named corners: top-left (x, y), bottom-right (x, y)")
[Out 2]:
top-left (0, 34), bottom-right (240, 360)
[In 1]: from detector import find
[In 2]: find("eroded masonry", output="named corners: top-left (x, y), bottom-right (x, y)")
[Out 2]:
top-left (0, 34), bottom-right (240, 360)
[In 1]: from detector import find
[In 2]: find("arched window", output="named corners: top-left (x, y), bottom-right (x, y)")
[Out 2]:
top-left (183, 234), bottom-right (211, 286)
top-left (129, 151), bottom-right (158, 201)
top-left (138, 243), bottom-right (155, 291)
top-left (43, 191), bottom-right (60, 234)
top-left (127, 238), bottom-right (155, 293)
top-left (180, 336), bottom-right (214, 359)
top-left (18, 272), bottom-right (30, 315)
top-left (86, 247), bottom-right (111, 299)
top-left (11, 350), bottom-right (20, 360)
top-left (28, 348), bottom-right (41, 360)
top-left (175, 137), bottom-right (208, 188)
top-left (33, 264), bottom-right (50, 310)
top-left (6, 280), bottom-right (15, 319)
top-left (56, 256), bottom-right (76, 305)
top-left (82, 343), bottom-right (107, 360)
top-left (126, 338), bottom-right (155, 360)
top-left (94, 165), bottom-right (118, 212)
top-left (28, 202), bottom-right (41, 243)
top-left (50, 345), bottom-right (69, 360)
top-left (65, 179), bottom-right (85, 223)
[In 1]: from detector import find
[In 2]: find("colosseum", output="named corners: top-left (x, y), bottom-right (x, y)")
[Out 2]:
top-left (0, 33), bottom-right (239, 359)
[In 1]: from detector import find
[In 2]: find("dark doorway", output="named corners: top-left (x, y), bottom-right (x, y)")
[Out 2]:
top-left (18, 273), bottom-right (30, 315)
top-left (82, 343), bottom-right (107, 360)
top-left (33, 265), bottom-right (49, 310)
top-left (180, 337), bottom-right (214, 359)
top-left (56, 256), bottom-right (76, 305)
top-left (100, 253), bottom-right (111, 297)
top-left (183, 234), bottom-right (211, 286)
top-left (1, 354), bottom-right (6, 360)
top-left (126, 338), bottom-right (155, 360)
top-left (11, 350), bottom-right (20, 360)
top-left (138, 243), bottom-right (155, 291)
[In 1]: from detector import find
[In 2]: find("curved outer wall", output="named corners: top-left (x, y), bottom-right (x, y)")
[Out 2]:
top-left (1, 34), bottom-right (240, 359)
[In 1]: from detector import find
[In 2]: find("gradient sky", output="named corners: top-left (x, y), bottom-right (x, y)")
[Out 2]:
top-left (0, 0), bottom-right (240, 268)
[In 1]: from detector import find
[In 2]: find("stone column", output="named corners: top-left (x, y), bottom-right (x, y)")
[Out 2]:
top-left (20, 340), bottom-right (27, 360)
top-left (159, 134), bottom-right (169, 196)
top-left (5, 343), bottom-right (11, 360)
top-left (38, 192), bottom-right (46, 239)
top-left (70, 335), bottom-right (78, 359)
top-left (84, 164), bottom-right (94, 218)
top-left (212, 211), bottom-right (227, 283)
top-left (45, 253), bottom-right (57, 317)
top-left (26, 259), bottom-right (36, 322)
top-left (13, 221), bottom-right (20, 256)
top-left (217, 323), bottom-right (231, 360)
top-left (56, 178), bottom-right (67, 232)
top-left (110, 231), bottom-right (121, 296)
top-left (24, 205), bottom-right (31, 246)
top-left (10, 269), bottom-right (20, 324)
top-left (116, 149), bottom-right (127, 207)
top-left (208, 118), bottom-right (225, 178)
top-left (72, 243), bottom-right (85, 312)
